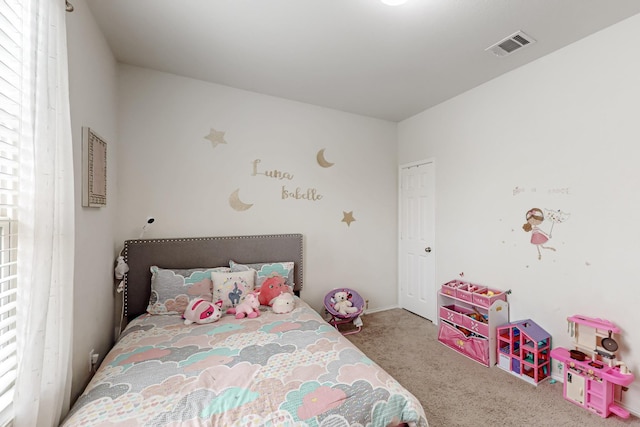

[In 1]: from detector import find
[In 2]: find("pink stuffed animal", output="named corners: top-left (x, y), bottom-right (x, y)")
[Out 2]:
top-left (183, 299), bottom-right (223, 325)
top-left (258, 275), bottom-right (292, 306)
top-left (226, 291), bottom-right (261, 319)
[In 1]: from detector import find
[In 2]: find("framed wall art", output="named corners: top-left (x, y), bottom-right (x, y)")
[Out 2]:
top-left (82, 127), bottom-right (107, 207)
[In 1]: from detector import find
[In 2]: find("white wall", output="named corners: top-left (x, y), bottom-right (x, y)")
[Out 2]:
top-left (398, 13), bottom-right (640, 414)
top-left (116, 65), bottom-right (398, 315)
top-left (66, 0), bottom-right (119, 403)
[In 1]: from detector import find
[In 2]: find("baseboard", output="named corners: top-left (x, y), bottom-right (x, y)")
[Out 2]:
top-left (363, 304), bottom-right (399, 315)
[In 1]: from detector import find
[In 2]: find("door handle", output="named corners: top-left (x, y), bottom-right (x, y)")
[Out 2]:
top-left (425, 247), bottom-right (432, 253)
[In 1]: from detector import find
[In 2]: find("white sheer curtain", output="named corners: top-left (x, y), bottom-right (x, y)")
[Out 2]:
top-left (14, 0), bottom-right (75, 426)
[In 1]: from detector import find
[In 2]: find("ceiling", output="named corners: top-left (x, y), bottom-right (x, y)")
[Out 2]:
top-left (83, 0), bottom-right (640, 122)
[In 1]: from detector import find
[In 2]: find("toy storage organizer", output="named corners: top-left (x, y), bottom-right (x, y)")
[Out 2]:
top-left (496, 320), bottom-right (551, 385)
top-left (437, 280), bottom-right (509, 367)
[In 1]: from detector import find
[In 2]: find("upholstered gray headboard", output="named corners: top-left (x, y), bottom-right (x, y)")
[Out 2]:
top-left (122, 234), bottom-right (303, 321)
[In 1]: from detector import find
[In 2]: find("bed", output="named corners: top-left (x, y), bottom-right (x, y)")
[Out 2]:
top-left (61, 234), bottom-right (428, 426)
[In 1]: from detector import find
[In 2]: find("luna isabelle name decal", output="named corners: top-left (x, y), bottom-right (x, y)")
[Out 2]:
top-left (252, 159), bottom-right (323, 201)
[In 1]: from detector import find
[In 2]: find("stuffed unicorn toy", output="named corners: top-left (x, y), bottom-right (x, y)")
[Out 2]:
top-left (226, 291), bottom-right (261, 319)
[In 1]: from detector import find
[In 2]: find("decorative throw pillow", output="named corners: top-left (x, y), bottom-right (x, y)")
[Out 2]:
top-left (229, 260), bottom-right (295, 290)
top-left (211, 270), bottom-right (255, 310)
top-left (147, 266), bottom-right (230, 315)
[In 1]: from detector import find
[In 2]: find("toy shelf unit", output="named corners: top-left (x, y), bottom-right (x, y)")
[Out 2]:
top-left (437, 280), bottom-right (509, 367)
top-left (497, 320), bottom-right (551, 385)
top-left (550, 315), bottom-right (635, 419)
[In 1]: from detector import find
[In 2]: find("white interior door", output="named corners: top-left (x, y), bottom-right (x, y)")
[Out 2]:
top-left (398, 160), bottom-right (436, 320)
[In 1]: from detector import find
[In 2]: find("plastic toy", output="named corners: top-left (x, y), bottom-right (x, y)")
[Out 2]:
top-left (550, 315), bottom-right (635, 419)
top-left (496, 319), bottom-right (551, 385)
top-left (227, 291), bottom-right (261, 319)
top-left (183, 299), bottom-right (223, 325)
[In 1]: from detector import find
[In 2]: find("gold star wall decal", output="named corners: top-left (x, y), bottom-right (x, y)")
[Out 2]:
top-left (342, 211), bottom-right (356, 226)
top-left (204, 127), bottom-right (227, 149)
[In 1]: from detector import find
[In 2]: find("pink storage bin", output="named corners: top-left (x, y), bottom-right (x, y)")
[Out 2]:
top-left (472, 288), bottom-right (507, 308)
top-left (461, 314), bottom-right (489, 337)
top-left (454, 283), bottom-right (469, 299)
top-left (440, 280), bottom-right (464, 297)
top-left (438, 322), bottom-right (490, 366)
top-left (456, 283), bottom-right (486, 302)
top-left (439, 305), bottom-right (471, 325)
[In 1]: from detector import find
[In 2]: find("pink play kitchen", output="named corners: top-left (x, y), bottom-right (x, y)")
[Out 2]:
top-left (550, 315), bottom-right (635, 419)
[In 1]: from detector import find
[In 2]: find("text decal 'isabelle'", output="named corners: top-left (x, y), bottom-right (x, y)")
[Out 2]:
top-left (282, 186), bottom-right (323, 201)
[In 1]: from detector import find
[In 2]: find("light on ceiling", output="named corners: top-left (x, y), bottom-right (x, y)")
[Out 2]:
top-left (380, 0), bottom-right (408, 5)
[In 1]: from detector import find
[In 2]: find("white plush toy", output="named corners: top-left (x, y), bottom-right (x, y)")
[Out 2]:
top-left (333, 291), bottom-right (358, 316)
top-left (114, 255), bottom-right (129, 280)
top-left (272, 292), bottom-right (295, 314)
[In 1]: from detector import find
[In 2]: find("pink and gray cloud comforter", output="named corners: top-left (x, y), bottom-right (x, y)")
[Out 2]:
top-left (62, 298), bottom-right (428, 426)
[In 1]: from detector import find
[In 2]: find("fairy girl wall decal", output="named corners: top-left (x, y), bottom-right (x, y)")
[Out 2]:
top-left (522, 208), bottom-right (556, 260)
top-left (522, 207), bottom-right (570, 259)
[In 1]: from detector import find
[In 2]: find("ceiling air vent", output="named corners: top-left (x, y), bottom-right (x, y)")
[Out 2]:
top-left (486, 31), bottom-right (536, 57)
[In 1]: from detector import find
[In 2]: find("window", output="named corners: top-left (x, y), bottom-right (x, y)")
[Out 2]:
top-left (0, 0), bottom-right (21, 423)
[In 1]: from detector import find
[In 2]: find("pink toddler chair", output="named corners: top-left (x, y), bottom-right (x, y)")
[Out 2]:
top-left (324, 288), bottom-right (364, 335)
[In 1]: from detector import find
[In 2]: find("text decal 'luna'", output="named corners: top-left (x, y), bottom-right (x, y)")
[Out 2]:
top-left (252, 159), bottom-right (294, 180)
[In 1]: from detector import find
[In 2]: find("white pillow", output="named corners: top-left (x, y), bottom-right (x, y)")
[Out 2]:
top-left (211, 270), bottom-right (255, 310)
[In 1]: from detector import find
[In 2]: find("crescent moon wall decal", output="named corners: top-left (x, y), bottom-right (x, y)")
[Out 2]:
top-left (316, 148), bottom-right (335, 168)
top-left (229, 188), bottom-right (254, 211)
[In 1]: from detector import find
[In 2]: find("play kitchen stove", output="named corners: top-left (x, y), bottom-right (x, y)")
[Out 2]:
top-left (551, 315), bottom-right (635, 419)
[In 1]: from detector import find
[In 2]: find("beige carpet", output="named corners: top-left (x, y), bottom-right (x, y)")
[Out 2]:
top-left (343, 308), bottom-right (640, 427)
